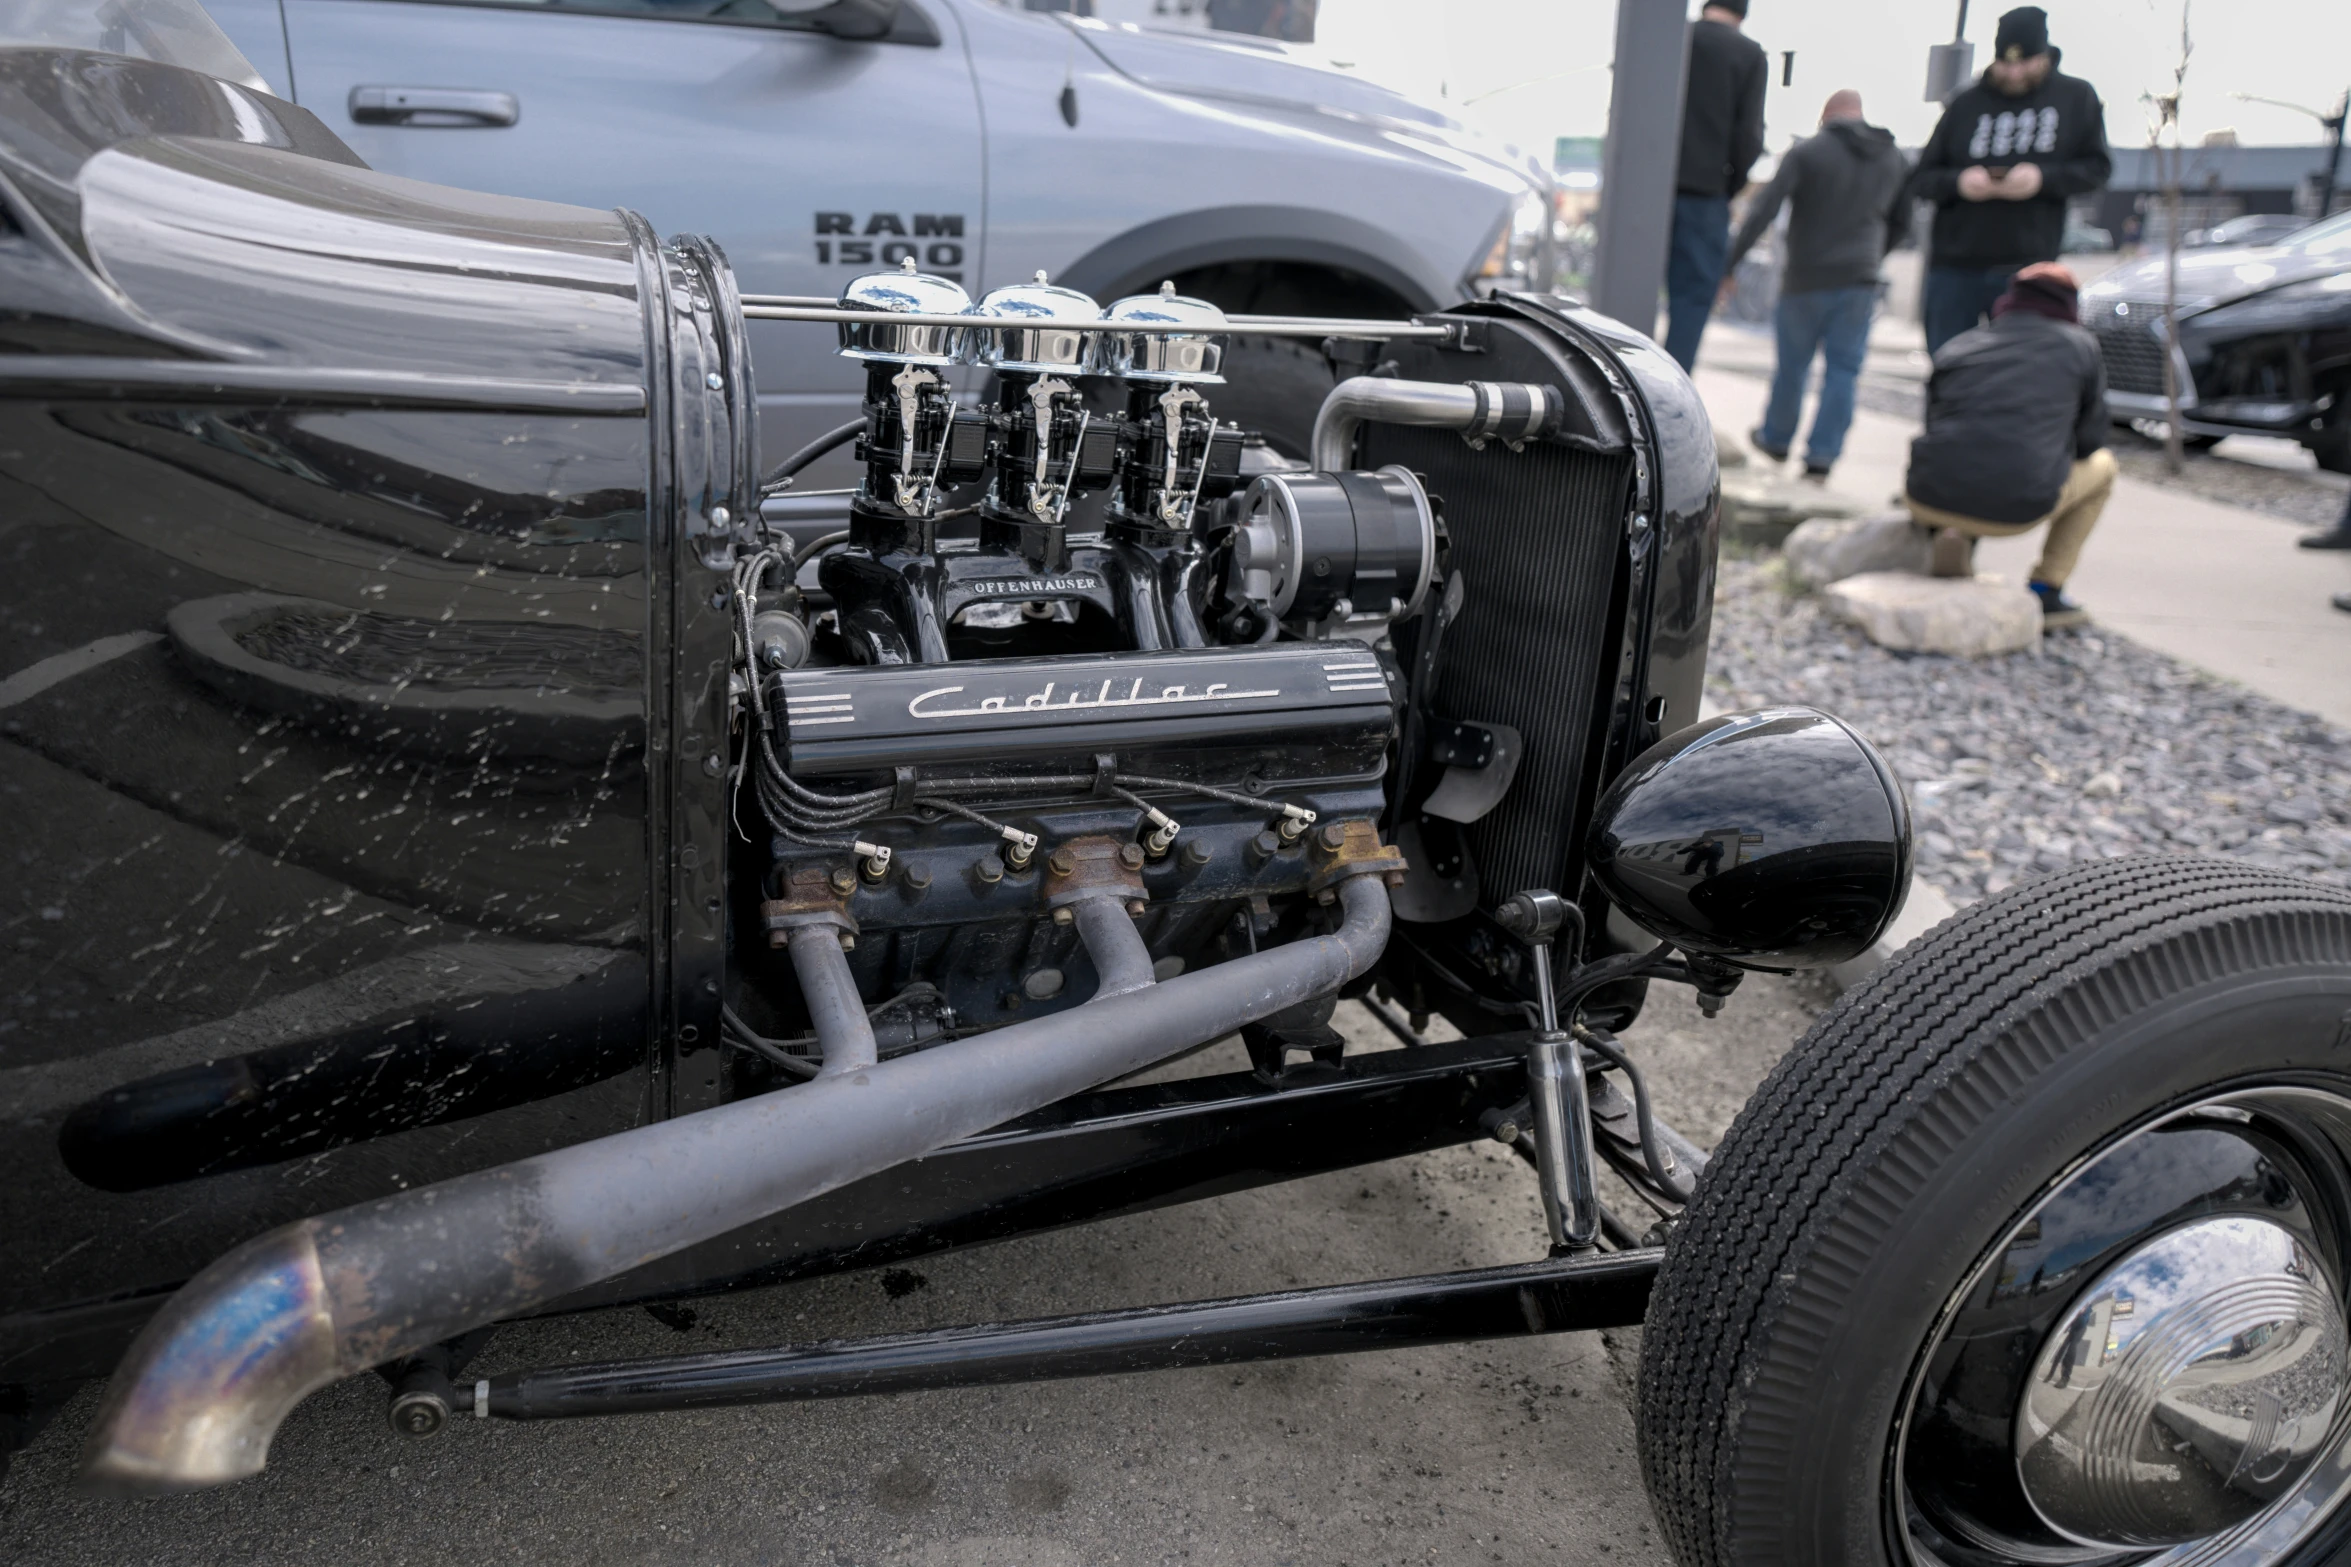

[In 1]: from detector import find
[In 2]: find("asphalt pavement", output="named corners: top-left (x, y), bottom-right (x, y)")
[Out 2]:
top-left (0, 976), bottom-right (1830, 1567)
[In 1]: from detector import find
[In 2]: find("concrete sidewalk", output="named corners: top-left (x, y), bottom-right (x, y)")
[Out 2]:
top-left (1692, 345), bottom-right (2351, 730)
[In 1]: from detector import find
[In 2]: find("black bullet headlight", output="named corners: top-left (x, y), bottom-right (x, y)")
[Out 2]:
top-left (1588, 707), bottom-right (1912, 970)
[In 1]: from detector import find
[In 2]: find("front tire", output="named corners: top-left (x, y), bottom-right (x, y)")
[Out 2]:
top-left (1161, 262), bottom-right (1416, 461)
top-left (2310, 396), bottom-right (2351, 475)
top-left (1638, 857), bottom-right (2351, 1566)
top-left (1201, 335), bottom-right (1338, 461)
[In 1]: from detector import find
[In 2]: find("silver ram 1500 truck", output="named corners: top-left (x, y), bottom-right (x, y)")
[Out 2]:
top-left (201, 0), bottom-right (1557, 499)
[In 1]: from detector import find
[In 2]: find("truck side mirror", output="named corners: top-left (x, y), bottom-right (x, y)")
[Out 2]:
top-left (773, 0), bottom-right (903, 40)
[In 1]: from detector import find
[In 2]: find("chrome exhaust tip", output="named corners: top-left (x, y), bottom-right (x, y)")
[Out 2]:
top-left (82, 1224), bottom-right (338, 1491)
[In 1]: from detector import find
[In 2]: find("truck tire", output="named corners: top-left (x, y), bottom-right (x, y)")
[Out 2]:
top-left (1638, 856), bottom-right (2351, 1567)
top-left (2311, 395), bottom-right (2351, 475)
top-left (1158, 263), bottom-right (1413, 462)
top-left (1204, 334), bottom-right (1338, 461)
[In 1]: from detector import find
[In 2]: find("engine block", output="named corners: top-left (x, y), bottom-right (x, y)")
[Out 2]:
top-left (724, 264), bottom-right (1444, 1062)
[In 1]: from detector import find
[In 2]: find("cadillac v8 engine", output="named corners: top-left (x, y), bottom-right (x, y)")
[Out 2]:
top-left (724, 263), bottom-right (1526, 1073)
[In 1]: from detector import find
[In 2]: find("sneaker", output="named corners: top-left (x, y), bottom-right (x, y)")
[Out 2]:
top-left (1929, 528), bottom-right (1975, 578)
top-left (2030, 580), bottom-right (2089, 628)
top-left (1747, 427), bottom-right (1789, 463)
top-left (2301, 526), bottom-right (2351, 550)
top-left (1801, 463), bottom-right (1832, 484)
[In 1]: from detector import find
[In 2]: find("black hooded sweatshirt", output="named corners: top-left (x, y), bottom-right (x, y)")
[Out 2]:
top-left (1727, 119), bottom-right (1912, 293)
top-left (1906, 309), bottom-right (2107, 523)
top-left (1676, 17), bottom-right (1768, 198)
top-left (1912, 50), bottom-right (2112, 269)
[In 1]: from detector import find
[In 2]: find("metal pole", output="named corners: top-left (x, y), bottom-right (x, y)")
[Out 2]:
top-left (1590, 0), bottom-right (1692, 333)
top-left (2164, 138), bottom-right (2184, 473)
top-left (2325, 92), bottom-right (2347, 217)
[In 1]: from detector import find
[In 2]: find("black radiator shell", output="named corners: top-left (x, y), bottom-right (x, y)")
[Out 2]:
top-left (1361, 298), bottom-right (1720, 1032)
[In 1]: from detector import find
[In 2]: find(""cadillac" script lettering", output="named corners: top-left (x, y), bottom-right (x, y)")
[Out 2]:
top-left (907, 677), bottom-right (1282, 721)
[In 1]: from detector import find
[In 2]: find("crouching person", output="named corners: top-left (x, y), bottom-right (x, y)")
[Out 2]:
top-left (1902, 262), bottom-right (2113, 628)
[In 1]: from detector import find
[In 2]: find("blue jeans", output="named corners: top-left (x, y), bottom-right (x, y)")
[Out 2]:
top-left (1664, 194), bottom-right (1731, 372)
top-left (1758, 284), bottom-right (1878, 468)
top-left (1924, 263), bottom-right (2019, 355)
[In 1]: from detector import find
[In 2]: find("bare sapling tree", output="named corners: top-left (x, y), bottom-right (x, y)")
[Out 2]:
top-left (2143, 2), bottom-right (2193, 474)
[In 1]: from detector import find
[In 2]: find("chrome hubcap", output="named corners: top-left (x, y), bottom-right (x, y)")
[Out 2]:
top-left (2015, 1215), bottom-right (2349, 1547)
top-left (1896, 1085), bottom-right (2351, 1566)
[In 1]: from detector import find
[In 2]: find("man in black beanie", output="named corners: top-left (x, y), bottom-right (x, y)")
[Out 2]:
top-left (1910, 5), bottom-right (2112, 353)
top-left (1664, 0), bottom-right (1768, 371)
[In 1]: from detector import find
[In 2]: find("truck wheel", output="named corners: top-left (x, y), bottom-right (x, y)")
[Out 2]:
top-left (1638, 856), bottom-right (2351, 1566)
top-left (1207, 335), bottom-right (1337, 461)
top-left (2310, 396), bottom-right (2351, 475)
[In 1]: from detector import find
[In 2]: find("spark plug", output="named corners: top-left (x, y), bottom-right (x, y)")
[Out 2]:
top-left (1274, 803), bottom-right (1317, 844)
top-left (1140, 805), bottom-right (1181, 858)
top-left (854, 841), bottom-right (892, 882)
top-left (1000, 826), bottom-right (1039, 871)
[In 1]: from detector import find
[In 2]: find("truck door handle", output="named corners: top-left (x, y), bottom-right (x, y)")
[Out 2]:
top-left (348, 87), bottom-right (519, 128)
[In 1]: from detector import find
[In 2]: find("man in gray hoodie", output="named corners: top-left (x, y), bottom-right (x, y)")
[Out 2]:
top-left (1725, 89), bottom-right (1911, 480)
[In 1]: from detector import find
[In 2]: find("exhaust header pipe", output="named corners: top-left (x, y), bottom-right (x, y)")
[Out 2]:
top-left (82, 874), bottom-right (1393, 1491)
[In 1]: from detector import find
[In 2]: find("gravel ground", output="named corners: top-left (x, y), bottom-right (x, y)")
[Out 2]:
top-left (1706, 552), bottom-right (2351, 907)
top-left (2105, 432), bottom-right (2351, 532)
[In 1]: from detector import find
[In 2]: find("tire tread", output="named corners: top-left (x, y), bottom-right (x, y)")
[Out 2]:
top-left (1635, 856), bottom-right (2351, 1566)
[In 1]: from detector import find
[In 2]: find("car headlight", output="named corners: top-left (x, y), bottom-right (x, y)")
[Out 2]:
top-left (1478, 186), bottom-right (1557, 293)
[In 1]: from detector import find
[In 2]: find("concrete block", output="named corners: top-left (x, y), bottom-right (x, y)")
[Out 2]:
top-left (1719, 474), bottom-right (1857, 548)
top-left (1823, 571), bottom-right (2041, 657)
top-left (1784, 511), bottom-right (1934, 590)
top-left (1828, 876), bottom-right (1959, 991)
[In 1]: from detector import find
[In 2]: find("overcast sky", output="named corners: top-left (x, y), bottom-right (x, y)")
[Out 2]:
top-left (1314, 0), bottom-right (2351, 166)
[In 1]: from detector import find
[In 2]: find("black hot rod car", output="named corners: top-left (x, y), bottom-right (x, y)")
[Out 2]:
top-left (8, 10), bottom-right (2351, 1566)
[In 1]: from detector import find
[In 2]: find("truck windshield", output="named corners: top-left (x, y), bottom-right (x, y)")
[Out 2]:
top-left (0, 0), bottom-right (269, 90)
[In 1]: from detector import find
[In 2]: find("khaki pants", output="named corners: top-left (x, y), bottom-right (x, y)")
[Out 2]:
top-left (1904, 448), bottom-right (2117, 590)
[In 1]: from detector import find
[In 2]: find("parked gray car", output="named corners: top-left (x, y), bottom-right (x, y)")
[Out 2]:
top-left (200, 0), bottom-right (1555, 502)
top-left (2082, 209), bottom-right (2351, 470)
